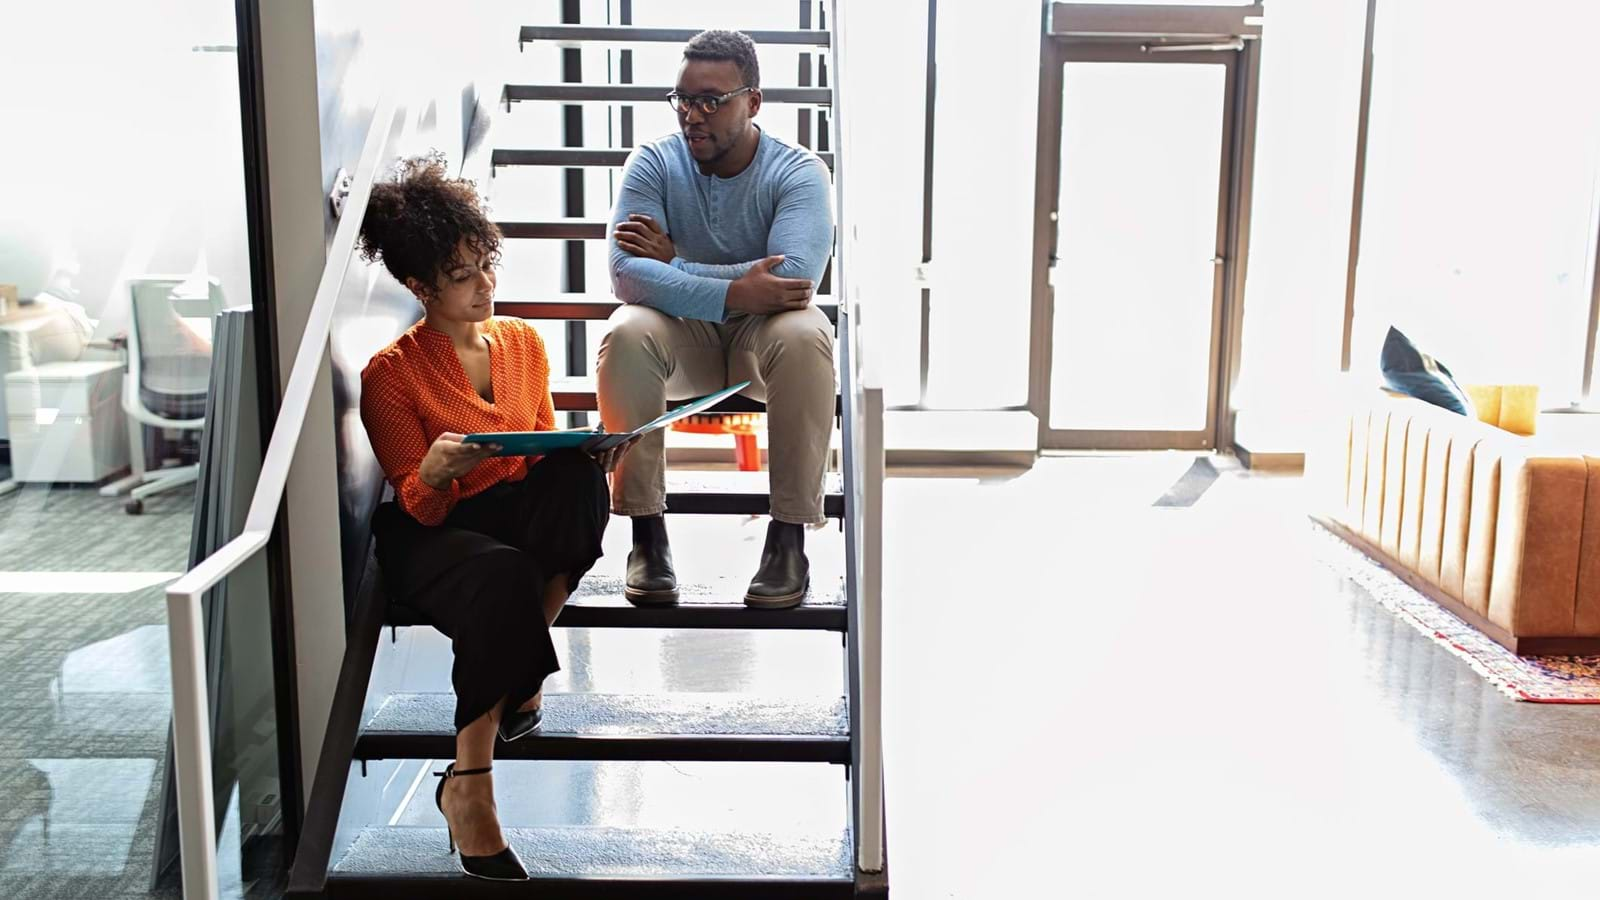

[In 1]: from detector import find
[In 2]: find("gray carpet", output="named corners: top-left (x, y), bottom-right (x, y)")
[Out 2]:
top-left (0, 480), bottom-right (193, 899)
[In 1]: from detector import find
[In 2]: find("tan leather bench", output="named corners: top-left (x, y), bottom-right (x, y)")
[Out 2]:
top-left (1312, 389), bottom-right (1600, 655)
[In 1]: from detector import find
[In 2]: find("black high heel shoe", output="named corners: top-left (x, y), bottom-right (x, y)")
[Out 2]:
top-left (498, 704), bottom-right (544, 743)
top-left (433, 764), bottom-right (529, 881)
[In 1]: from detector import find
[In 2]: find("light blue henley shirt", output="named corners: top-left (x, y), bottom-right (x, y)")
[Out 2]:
top-left (607, 127), bottom-right (834, 322)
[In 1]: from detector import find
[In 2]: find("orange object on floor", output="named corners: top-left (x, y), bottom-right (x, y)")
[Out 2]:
top-left (673, 413), bottom-right (764, 471)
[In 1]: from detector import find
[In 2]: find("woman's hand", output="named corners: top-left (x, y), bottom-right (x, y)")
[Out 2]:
top-left (613, 214), bottom-right (676, 264)
top-left (419, 432), bottom-right (499, 489)
top-left (590, 435), bottom-right (639, 474)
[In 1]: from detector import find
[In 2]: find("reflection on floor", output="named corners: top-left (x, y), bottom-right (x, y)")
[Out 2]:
top-left (0, 479), bottom-right (193, 899)
top-left (7, 455), bottom-right (1600, 898)
top-left (885, 454), bottom-right (1600, 898)
top-left (2, 759), bottom-right (157, 877)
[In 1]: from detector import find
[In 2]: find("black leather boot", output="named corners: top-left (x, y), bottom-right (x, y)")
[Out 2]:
top-left (626, 515), bottom-right (678, 606)
top-left (745, 520), bottom-right (810, 609)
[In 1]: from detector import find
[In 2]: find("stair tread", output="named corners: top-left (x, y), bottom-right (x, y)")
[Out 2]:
top-left (659, 469), bottom-right (843, 495)
top-left (549, 373), bottom-right (842, 394)
top-left (491, 147), bottom-right (834, 169)
top-left (519, 25), bottom-right (832, 46)
top-left (662, 495), bottom-right (844, 517)
top-left (568, 573), bottom-right (844, 610)
top-left (504, 84), bottom-right (832, 105)
top-left (553, 582), bottom-right (851, 624)
top-left (386, 575), bottom-right (845, 631)
top-left (332, 824), bottom-right (853, 881)
top-left (367, 691), bottom-right (846, 736)
top-left (562, 573), bottom-right (844, 631)
top-left (496, 219), bottom-right (608, 240)
top-left (386, 542), bottom-right (846, 631)
top-left (551, 377), bottom-right (770, 414)
top-left (494, 296), bottom-right (837, 320)
top-left (660, 470), bottom-right (846, 517)
top-left (548, 376), bottom-right (843, 417)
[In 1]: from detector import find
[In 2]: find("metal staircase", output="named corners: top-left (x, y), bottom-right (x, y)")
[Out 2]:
top-left (275, 4), bottom-right (886, 896)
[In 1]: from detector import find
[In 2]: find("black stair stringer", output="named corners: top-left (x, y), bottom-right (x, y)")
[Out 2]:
top-left (324, 874), bottom-right (854, 899)
top-left (285, 554), bottom-right (389, 898)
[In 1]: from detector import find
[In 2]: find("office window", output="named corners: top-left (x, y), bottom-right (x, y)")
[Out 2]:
top-left (0, 0), bottom-right (273, 893)
top-left (1351, 0), bottom-right (1600, 404)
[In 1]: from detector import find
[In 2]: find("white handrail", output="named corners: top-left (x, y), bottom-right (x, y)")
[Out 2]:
top-left (164, 91), bottom-right (399, 900)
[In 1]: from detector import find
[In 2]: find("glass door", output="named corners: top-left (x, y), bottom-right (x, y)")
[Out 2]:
top-left (1030, 30), bottom-right (1252, 450)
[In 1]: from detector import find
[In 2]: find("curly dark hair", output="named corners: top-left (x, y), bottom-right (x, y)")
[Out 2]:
top-left (683, 29), bottom-right (760, 89)
top-left (357, 152), bottom-right (501, 299)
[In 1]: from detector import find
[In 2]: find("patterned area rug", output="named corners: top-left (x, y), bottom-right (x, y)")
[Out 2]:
top-left (1312, 522), bottom-right (1600, 703)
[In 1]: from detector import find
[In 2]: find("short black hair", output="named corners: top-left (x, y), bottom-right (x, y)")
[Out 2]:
top-left (683, 29), bottom-right (760, 90)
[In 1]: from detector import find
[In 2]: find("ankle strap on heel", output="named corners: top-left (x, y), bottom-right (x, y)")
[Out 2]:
top-left (435, 763), bottom-right (494, 779)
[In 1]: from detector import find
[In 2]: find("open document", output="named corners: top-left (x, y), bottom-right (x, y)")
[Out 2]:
top-left (465, 380), bottom-right (753, 456)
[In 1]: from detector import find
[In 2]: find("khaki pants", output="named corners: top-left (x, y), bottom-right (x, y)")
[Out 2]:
top-left (596, 303), bottom-right (836, 525)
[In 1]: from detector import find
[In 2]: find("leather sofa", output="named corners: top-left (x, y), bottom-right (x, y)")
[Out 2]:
top-left (1312, 388), bottom-right (1600, 655)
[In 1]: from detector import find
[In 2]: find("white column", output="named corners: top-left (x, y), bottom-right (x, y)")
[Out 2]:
top-left (258, 0), bottom-right (347, 807)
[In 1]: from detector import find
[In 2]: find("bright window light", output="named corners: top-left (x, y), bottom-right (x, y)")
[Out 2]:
top-left (1352, 0), bottom-right (1600, 404)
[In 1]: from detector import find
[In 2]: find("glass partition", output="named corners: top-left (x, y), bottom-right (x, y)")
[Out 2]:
top-left (0, 1), bottom-right (281, 895)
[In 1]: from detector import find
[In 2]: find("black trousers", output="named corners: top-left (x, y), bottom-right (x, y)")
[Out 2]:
top-left (372, 448), bottom-right (610, 732)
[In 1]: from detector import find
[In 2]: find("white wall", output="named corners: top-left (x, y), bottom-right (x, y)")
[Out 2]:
top-left (923, 1), bottom-right (1041, 409)
top-left (1233, 0), bottom-right (1367, 448)
top-left (0, 1), bottom-right (252, 334)
top-left (832, 0), bottom-right (930, 405)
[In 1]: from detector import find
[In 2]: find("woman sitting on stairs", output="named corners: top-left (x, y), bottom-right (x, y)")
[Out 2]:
top-left (356, 153), bottom-right (634, 882)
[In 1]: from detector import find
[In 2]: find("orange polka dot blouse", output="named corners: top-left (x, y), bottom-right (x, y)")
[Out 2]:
top-left (360, 317), bottom-right (557, 526)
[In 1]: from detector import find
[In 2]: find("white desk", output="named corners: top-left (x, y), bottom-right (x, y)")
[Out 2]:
top-left (4, 360), bottom-right (129, 484)
top-left (0, 300), bottom-right (95, 441)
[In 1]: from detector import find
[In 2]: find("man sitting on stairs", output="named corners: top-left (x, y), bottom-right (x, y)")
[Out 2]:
top-left (599, 29), bottom-right (836, 611)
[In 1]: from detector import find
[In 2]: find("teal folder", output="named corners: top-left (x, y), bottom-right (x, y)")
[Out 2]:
top-left (465, 380), bottom-right (753, 456)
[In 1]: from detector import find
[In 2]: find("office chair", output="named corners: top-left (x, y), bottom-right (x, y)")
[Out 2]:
top-left (121, 276), bottom-right (222, 514)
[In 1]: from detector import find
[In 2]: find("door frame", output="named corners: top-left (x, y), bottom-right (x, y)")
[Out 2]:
top-left (1027, 3), bottom-right (1263, 451)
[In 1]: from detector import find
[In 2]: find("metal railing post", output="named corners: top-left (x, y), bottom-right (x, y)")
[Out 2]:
top-left (857, 382), bottom-right (886, 873)
top-left (167, 586), bottom-right (220, 900)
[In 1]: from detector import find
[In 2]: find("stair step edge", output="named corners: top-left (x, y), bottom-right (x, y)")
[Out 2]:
top-left (519, 25), bottom-right (833, 47)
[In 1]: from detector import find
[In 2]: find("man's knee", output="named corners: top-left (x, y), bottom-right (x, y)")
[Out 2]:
top-left (599, 303), bottom-right (670, 365)
top-left (766, 306), bottom-right (834, 360)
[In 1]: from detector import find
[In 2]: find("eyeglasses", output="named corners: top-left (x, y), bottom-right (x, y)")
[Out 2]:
top-left (666, 86), bottom-right (754, 116)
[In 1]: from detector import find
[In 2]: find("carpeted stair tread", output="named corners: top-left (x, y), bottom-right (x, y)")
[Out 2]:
top-left (330, 824), bottom-right (854, 888)
top-left (356, 692), bottom-right (849, 763)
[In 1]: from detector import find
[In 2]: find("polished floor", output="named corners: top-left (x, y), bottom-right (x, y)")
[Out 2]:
top-left (4, 455), bottom-right (1600, 898)
top-left (882, 455), bottom-right (1600, 898)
